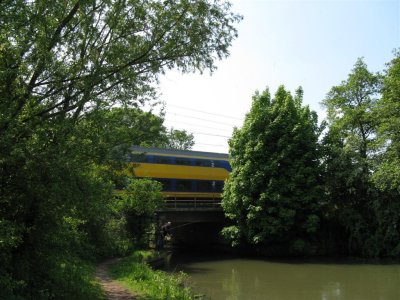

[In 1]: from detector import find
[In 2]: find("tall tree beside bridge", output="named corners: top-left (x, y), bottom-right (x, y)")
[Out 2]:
top-left (371, 51), bottom-right (400, 257)
top-left (321, 58), bottom-right (382, 256)
top-left (0, 1), bottom-right (241, 298)
top-left (374, 51), bottom-right (400, 194)
top-left (222, 86), bottom-right (322, 254)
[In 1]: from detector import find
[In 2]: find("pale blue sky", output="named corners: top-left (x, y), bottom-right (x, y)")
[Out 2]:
top-left (159, 0), bottom-right (399, 153)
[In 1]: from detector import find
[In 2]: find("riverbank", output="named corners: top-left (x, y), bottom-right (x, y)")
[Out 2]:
top-left (108, 250), bottom-right (196, 300)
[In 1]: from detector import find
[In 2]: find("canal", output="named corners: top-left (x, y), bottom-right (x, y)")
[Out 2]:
top-left (166, 252), bottom-right (400, 300)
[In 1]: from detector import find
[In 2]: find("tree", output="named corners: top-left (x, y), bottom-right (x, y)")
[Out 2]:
top-left (222, 86), bottom-right (322, 254)
top-left (370, 50), bottom-right (400, 256)
top-left (321, 58), bottom-right (381, 255)
top-left (164, 127), bottom-right (195, 150)
top-left (374, 50), bottom-right (400, 192)
top-left (0, 1), bottom-right (241, 297)
top-left (322, 58), bottom-right (381, 163)
top-left (83, 107), bottom-right (168, 159)
top-left (117, 179), bottom-right (164, 247)
top-left (0, 0), bottom-right (241, 133)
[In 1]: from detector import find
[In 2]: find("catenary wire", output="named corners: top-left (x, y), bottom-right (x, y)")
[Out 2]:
top-left (168, 104), bottom-right (243, 121)
top-left (164, 119), bottom-right (234, 133)
top-left (191, 132), bottom-right (231, 138)
top-left (167, 112), bottom-right (239, 127)
top-left (195, 142), bottom-right (228, 147)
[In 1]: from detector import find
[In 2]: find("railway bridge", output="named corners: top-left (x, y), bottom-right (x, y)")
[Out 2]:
top-left (157, 198), bottom-right (228, 247)
top-left (158, 198), bottom-right (224, 222)
top-left (130, 146), bottom-right (231, 246)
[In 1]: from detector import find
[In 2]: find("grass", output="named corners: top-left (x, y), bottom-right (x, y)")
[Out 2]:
top-left (50, 257), bottom-right (105, 300)
top-left (109, 250), bottom-right (195, 300)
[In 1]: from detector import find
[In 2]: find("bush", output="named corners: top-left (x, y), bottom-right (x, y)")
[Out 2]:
top-left (117, 179), bottom-right (164, 247)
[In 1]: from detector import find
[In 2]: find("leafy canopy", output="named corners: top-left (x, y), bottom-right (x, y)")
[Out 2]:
top-left (373, 50), bottom-right (400, 192)
top-left (164, 127), bottom-right (195, 150)
top-left (0, 1), bottom-right (241, 297)
top-left (222, 86), bottom-right (322, 253)
top-left (321, 58), bottom-right (382, 255)
top-left (0, 0), bottom-right (241, 132)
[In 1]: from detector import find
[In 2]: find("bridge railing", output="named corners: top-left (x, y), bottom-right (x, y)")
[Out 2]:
top-left (164, 198), bottom-right (222, 209)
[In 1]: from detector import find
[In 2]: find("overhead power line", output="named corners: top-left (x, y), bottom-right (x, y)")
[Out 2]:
top-left (164, 119), bottom-right (233, 133)
top-left (167, 112), bottom-right (237, 127)
top-left (168, 104), bottom-right (243, 121)
top-left (192, 132), bottom-right (231, 138)
top-left (196, 142), bottom-right (228, 147)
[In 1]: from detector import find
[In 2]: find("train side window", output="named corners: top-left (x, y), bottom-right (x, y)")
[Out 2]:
top-left (195, 159), bottom-right (212, 167)
top-left (176, 158), bottom-right (192, 166)
top-left (176, 180), bottom-right (192, 192)
top-left (218, 160), bottom-right (231, 171)
top-left (215, 181), bottom-right (224, 192)
top-left (142, 155), bottom-right (152, 163)
top-left (153, 156), bottom-right (171, 164)
top-left (197, 181), bottom-right (213, 192)
top-left (156, 179), bottom-right (172, 191)
top-left (130, 153), bottom-right (147, 163)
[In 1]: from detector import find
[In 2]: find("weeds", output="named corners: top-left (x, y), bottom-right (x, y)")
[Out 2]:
top-left (110, 251), bottom-right (194, 300)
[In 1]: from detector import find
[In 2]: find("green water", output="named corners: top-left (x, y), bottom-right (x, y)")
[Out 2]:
top-left (168, 255), bottom-right (400, 300)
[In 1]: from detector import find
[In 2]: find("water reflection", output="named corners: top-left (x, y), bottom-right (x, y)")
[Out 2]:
top-left (167, 255), bottom-right (400, 300)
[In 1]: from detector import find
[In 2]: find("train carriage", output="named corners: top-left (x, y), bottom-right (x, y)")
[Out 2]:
top-left (130, 146), bottom-right (231, 200)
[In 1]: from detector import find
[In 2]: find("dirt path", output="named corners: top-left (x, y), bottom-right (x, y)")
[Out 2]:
top-left (95, 259), bottom-right (138, 300)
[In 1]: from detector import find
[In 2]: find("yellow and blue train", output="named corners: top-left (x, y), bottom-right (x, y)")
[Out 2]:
top-left (130, 146), bottom-right (231, 199)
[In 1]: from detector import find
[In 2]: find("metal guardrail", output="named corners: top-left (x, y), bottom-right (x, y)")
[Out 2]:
top-left (164, 198), bottom-right (222, 209)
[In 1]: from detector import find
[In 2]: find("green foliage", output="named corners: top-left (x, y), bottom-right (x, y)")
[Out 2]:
top-left (110, 251), bottom-right (194, 300)
top-left (0, 120), bottom-right (123, 297)
top-left (368, 50), bottom-right (400, 257)
top-left (32, 257), bottom-right (105, 300)
top-left (322, 58), bottom-right (381, 174)
top-left (0, 0), bottom-right (241, 129)
top-left (0, 0), bottom-right (240, 297)
top-left (373, 50), bottom-right (400, 193)
top-left (164, 127), bottom-right (195, 150)
top-left (222, 86), bottom-right (322, 253)
top-left (82, 108), bottom-right (169, 162)
top-left (119, 179), bottom-right (164, 217)
top-left (321, 55), bottom-right (400, 257)
top-left (321, 60), bottom-right (380, 251)
top-left (118, 179), bottom-right (164, 247)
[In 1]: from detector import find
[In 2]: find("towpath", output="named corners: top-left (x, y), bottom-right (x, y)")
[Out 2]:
top-left (95, 259), bottom-right (138, 300)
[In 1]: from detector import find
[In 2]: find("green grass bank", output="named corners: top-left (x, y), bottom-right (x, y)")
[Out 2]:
top-left (109, 251), bottom-right (196, 300)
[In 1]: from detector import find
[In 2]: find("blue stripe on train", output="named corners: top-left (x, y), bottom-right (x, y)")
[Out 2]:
top-left (151, 178), bottom-right (224, 193)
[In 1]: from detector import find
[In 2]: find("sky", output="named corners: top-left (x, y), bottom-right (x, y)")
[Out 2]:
top-left (157, 0), bottom-right (399, 154)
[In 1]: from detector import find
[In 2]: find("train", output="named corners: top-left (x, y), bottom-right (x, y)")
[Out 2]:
top-left (130, 146), bottom-right (231, 199)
